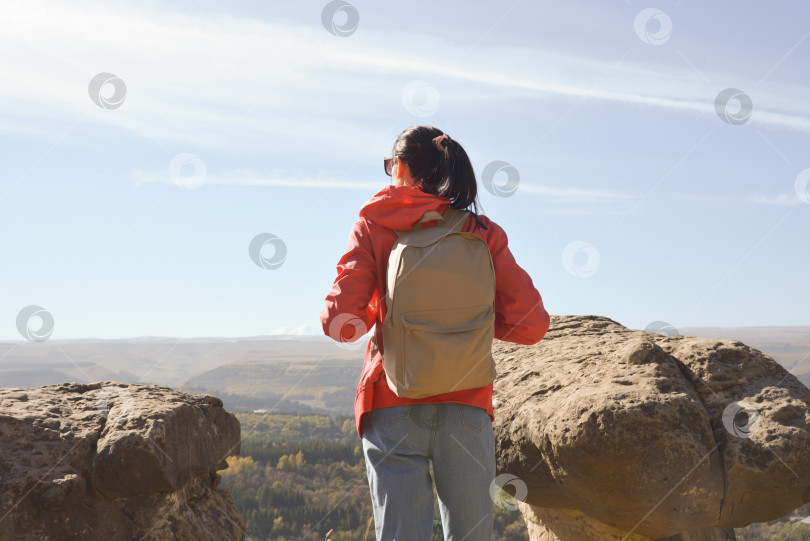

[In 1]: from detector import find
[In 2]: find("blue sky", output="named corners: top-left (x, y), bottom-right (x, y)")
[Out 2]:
top-left (1, 0), bottom-right (808, 341)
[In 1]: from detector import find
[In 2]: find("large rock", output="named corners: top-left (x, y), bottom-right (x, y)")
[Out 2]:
top-left (493, 315), bottom-right (810, 540)
top-left (0, 382), bottom-right (244, 540)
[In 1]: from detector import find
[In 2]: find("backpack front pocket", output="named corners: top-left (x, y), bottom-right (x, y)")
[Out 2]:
top-left (395, 304), bottom-right (496, 398)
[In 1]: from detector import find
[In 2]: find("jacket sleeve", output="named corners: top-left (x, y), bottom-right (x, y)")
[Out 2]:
top-left (486, 219), bottom-right (550, 345)
top-left (320, 219), bottom-right (378, 343)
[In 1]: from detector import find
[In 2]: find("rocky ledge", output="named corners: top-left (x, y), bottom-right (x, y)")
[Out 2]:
top-left (493, 315), bottom-right (810, 541)
top-left (0, 382), bottom-right (244, 541)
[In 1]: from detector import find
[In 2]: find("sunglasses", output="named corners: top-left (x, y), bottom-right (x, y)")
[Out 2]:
top-left (384, 156), bottom-right (396, 176)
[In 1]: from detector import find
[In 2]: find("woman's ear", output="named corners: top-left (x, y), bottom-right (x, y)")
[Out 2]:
top-left (394, 159), bottom-right (418, 187)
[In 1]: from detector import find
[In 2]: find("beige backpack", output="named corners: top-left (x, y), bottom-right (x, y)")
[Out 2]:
top-left (381, 207), bottom-right (496, 398)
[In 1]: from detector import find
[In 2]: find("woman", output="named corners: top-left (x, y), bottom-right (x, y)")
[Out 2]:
top-left (320, 125), bottom-right (550, 540)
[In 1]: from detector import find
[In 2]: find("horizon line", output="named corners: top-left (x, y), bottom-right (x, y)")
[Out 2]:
top-left (3, 322), bottom-right (809, 344)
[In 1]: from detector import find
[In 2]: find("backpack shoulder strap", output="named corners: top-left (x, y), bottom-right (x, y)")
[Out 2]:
top-left (440, 207), bottom-right (470, 233)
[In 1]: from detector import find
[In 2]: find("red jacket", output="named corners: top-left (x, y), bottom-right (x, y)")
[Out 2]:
top-left (320, 184), bottom-right (550, 438)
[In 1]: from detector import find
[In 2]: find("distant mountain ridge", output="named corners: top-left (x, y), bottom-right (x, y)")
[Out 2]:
top-left (0, 335), bottom-right (363, 392)
top-left (2, 324), bottom-right (806, 413)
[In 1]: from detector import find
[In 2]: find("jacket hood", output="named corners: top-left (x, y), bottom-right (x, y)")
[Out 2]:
top-left (359, 184), bottom-right (451, 230)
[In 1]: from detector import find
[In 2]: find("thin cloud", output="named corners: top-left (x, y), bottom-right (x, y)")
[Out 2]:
top-left (1, 0), bottom-right (809, 149)
top-left (269, 324), bottom-right (319, 336)
top-left (652, 192), bottom-right (806, 206)
top-left (517, 183), bottom-right (633, 200)
top-left (132, 169), bottom-right (636, 203)
top-left (134, 169), bottom-right (804, 209)
top-left (747, 194), bottom-right (805, 206)
top-left (132, 170), bottom-right (381, 190)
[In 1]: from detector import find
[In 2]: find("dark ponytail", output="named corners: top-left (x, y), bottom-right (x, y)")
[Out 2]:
top-left (391, 125), bottom-right (487, 233)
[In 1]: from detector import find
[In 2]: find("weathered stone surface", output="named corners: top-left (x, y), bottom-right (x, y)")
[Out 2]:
top-left (518, 503), bottom-right (737, 541)
top-left (493, 315), bottom-right (810, 539)
top-left (0, 382), bottom-right (244, 541)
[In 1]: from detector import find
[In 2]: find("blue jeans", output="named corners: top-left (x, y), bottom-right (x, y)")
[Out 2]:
top-left (361, 403), bottom-right (496, 541)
